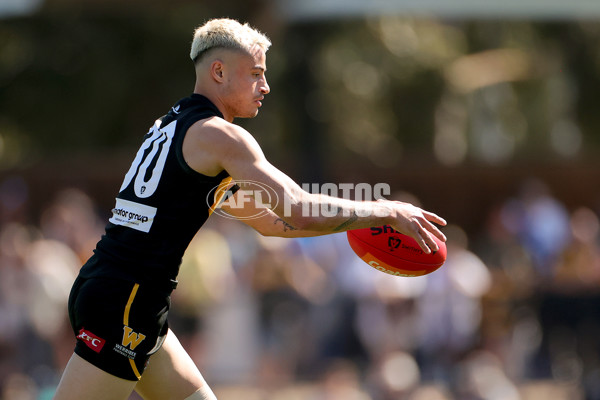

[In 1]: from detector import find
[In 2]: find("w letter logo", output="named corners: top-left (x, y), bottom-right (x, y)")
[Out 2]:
top-left (122, 326), bottom-right (146, 350)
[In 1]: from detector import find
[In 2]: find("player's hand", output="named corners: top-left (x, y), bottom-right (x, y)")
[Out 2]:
top-left (388, 201), bottom-right (447, 254)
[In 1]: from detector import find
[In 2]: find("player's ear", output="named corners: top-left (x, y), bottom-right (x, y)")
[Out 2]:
top-left (210, 60), bottom-right (225, 83)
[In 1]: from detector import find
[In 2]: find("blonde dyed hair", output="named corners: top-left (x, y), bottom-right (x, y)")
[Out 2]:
top-left (190, 18), bottom-right (271, 63)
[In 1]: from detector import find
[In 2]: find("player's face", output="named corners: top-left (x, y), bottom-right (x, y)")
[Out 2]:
top-left (224, 46), bottom-right (270, 120)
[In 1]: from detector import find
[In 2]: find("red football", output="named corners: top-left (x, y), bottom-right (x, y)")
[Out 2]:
top-left (347, 225), bottom-right (446, 277)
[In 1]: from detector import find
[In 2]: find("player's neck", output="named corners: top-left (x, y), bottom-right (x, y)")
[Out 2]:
top-left (192, 87), bottom-right (234, 123)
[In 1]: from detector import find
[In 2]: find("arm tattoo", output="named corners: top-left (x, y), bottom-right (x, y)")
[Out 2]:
top-left (333, 210), bottom-right (358, 231)
top-left (274, 218), bottom-right (298, 232)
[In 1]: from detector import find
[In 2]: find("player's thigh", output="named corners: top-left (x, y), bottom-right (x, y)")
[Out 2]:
top-left (52, 353), bottom-right (136, 400)
top-left (134, 330), bottom-right (215, 400)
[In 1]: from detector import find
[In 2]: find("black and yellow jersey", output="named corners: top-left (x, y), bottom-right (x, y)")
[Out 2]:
top-left (80, 94), bottom-right (232, 291)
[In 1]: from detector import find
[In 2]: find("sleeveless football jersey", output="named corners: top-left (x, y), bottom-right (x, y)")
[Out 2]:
top-left (80, 94), bottom-right (232, 291)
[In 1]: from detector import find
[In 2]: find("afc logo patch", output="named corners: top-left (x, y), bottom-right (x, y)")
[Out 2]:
top-left (77, 328), bottom-right (106, 353)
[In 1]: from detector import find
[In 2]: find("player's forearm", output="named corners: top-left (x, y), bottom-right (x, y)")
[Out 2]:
top-left (281, 191), bottom-right (393, 233)
top-left (248, 186), bottom-right (445, 253)
top-left (264, 217), bottom-right (333, 238)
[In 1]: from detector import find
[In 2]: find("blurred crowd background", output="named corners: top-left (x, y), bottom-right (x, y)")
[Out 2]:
top-left (3, 0), bottom-right (600, 399)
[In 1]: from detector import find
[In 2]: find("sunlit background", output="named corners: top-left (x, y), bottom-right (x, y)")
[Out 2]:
top-left (3, 0), bottom-right (600, 399)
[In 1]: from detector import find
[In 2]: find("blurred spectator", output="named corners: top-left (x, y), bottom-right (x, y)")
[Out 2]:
top-left (530, 207), bottom-right (600, 399)
top-left (407, 384), bottom-right (454, 400)
top-left (0, 176), bottom-right (29, 224)
top-left (174, 227), bottom-right (262, 385)
top-left (0, 220), bottom-right (79, 397)
top-left (456, 350), bottom-right (520, 400)
top-left (499, 178), bottom-right (571, 279)
top-left (0, 223), bottom-right (38, 391)
top-left (552, 207), bottom-right (600, 292)
top-left (39, 188), bottom-right (105, 264)
top-left (415, 225), bottom-right (491, 384)
top-left (374, 351), bottom-right (422, 399)
top-left (311, 358), bottom-right (371, 400)
top-left (1, 372), bottom-right (38, 400)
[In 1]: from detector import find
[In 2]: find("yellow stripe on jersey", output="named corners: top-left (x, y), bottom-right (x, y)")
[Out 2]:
top-left (123, 283), bottom-right (142, 380)
top-left (123, 283), bottom-right (139, 326)
top-left (129, 359), bottom-right (141, 380)
top-left (208, 176), bottom-right (233, 217)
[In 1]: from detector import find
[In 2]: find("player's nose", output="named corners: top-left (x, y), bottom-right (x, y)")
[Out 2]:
top-left (260, 77), bottom-right (270, 95)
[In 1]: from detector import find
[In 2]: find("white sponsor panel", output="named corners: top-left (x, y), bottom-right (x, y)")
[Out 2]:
top-left (110, 198), bottom-right (157, 233)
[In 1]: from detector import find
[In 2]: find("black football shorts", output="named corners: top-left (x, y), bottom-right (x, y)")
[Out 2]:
top-left (68, 276), bottom-right (170, 381)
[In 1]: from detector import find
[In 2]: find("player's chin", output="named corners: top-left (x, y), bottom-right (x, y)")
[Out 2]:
top-left (245, 108), bottom-right (260, 118)
top-left (238, 112), bottom-right (260, 120)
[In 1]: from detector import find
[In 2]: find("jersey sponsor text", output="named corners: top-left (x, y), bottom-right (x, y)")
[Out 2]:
top-left (109, 198), bottom-right (157, 233)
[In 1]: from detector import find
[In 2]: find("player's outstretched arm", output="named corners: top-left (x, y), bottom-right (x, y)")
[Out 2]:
top-left (220, 192), bottom-right (446, 249)
top-left (219, 193), bottom-right (331, 238)
top-left (184, 119), bottom-right (446, 252)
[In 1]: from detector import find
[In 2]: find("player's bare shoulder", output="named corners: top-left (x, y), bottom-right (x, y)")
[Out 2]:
top-left (182, 116), bottom-right (264, 177)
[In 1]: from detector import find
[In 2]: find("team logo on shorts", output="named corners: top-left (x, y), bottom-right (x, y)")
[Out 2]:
top-left (113, 326), bottom-right (146, 359)
top-left (77, 328), bottom-right (106, 353)
top-left (122, 326), bottom-right (146, 350)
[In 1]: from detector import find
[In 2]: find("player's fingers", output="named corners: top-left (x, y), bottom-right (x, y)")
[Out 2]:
top-left (410, 221), bottom-right (438, 254)
top-left (420, 217), bottom-right (447, 242)
top-left (422, 210), bottom-right (447, 227)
